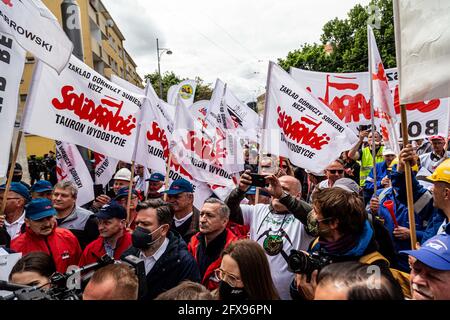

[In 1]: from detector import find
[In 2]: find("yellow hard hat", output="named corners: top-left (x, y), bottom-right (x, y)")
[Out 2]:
top-left (388, 157), bottom-right (418, 172)
top-left (427, 158), bottom-right (450, 184)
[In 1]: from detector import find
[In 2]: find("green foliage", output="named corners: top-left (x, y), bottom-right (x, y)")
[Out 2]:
top-left (144, 71), bottom-right (213, 102)
top-left (278, 0), bottom-right (396, 73)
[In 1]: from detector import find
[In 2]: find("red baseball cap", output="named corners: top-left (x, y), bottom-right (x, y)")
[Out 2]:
top-left (428, 135), bottom-right (446, 142)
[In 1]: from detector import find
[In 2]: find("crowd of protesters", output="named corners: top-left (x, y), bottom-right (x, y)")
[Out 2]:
top-left (1, 130), bottom-right (450, 301)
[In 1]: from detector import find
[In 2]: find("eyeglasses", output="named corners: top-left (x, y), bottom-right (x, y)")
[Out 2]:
top-left (327, 169), bottom-right (344, 174)
top-left (214, 268), bottom-right (242, 288)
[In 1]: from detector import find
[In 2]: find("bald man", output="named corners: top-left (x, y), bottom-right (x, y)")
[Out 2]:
top-left (226, 171), bottom-right (314, 300)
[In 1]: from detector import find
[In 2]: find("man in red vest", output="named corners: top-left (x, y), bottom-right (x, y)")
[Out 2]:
top-left (11, 198), bottom-right (81, 273)
top-left (188, 198), bottom-right (237, 290)
top-left (79, 202), bottom-right (132, 266)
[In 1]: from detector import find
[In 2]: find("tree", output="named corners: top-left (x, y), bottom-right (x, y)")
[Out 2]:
top-left (144, 71), bottom-right (213, 102)
top-left (278, 0), bottom-right (395, 73)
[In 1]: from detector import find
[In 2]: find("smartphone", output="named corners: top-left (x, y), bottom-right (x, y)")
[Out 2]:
top-left (94, 184), bottom-right (104, 198)
top-left (249, 173), bottom-right (268, 188)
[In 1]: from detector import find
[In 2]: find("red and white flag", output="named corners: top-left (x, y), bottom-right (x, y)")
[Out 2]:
top-left (0, 32), bottom-right (25, 178)
top-left (171, 102), bottom-right (237, 187)
top-left (23, 55), bottom-right (145, 163)
top-left (93, 152), bottom-right (118, 187)
top-left (368, 25), bottom-right (400, 154)
top-left (0, 0), bottom-right (73, 73)
top-left (263, 62), bottom-right (358, 171)
top-left (56, 141), bottom-right (94, 206)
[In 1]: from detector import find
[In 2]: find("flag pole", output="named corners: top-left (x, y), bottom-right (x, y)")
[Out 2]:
top-left (400, 106), bottom-right (417, 248)
top-left (126, 161), bottom-right (135, 227)
top-left (393, 0), bottom-right (417, 248)
top-left (367, 25), bottom-right (378, 195)
top-left (256, 61), bottom-right (274, 204)
top-left (163, 153), bottom-right (172, 202)
top-left (1, 131), bottom-right (24, 218)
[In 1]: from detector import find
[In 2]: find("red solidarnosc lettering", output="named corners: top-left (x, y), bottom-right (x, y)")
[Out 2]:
top-left (372, 63), bottom-right (387, 82)
top-left (393, 86), bottom-right (440, 114)
top-left (199, 107), bottom-right (207, 117)
top-left (56, 166), bottom-right (67, 181)
top-left (146, 122), bottom-right (169, 158)
top-left (182, 130), bottom-right (228, 166)
top-left (320, 75), bottom-right (371, 123)
top-left (52, 86), bottom-right (137, 136)
top-left (170, 157), bottom-right (193, 180)
top-left (2, 0), bottom-right (13, 7)
top-left (277, 106), bottom-right (330, 150)
top-left (94, 152), bottom-right (105, 166)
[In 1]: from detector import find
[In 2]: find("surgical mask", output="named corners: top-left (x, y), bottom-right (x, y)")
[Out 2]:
top-left (131, 225), bottom-right (164, 250)
top-left (218, 281), bottom-right (248, 301)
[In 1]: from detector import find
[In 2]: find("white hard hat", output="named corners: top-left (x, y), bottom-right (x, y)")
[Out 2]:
top-left (113, 168), bottom-right (131, 182)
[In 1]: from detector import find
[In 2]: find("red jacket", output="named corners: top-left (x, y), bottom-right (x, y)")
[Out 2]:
top-left (79, 231), bottom-right (132, 266)
top-left (11, 226), bottom-right (82, 273)
top-left (188, 229), bottom-right (237, 290)
top-left (227, 221), bottom-right (249, 240)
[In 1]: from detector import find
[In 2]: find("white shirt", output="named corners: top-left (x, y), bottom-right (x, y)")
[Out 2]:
top-left (173, 212), bottom-right (193, 227)
top-left (139, 238), bottom-right (169, 275)
top-left (4, 212), bottom-right (25, 240)
top-left (240, 204), bottom-right (314, 300)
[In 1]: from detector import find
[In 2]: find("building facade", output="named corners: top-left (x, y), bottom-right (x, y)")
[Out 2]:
top-left (21, 0), bottom-right (143, 158)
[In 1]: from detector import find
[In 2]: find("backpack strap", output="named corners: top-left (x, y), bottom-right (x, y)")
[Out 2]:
top-left (359, 251), bottom-right (390, 266)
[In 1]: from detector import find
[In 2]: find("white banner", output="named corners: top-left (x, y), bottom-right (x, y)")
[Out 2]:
top-left (0, 32), bottom-right (25, 178)
top-left (394, 0), bottom-right (450, 104)
top-left (56, 141), bottom-right (94, 206)
top-left (134, 83), bottom-right (175, 174)
top-left (189, 100), bottom-right (209, 129)
top-left (93, 152), bottom-right (118, 187)
top-left (23, 55), bottom-right (144, 163)
top-left (0, 0), bottom-right (72, 73)
top-left (290, 67), bottom-right (450, 140)
top-left (264, 62), bottom-right (358, 171)
top-left (111, 74), bottom-right (144, 95)
top-left (167, 79), bottom-right (197, 109)
top-left (171, 102), bottom-right (238, 187)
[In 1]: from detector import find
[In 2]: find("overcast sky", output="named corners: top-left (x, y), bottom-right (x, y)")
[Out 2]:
top-left (103, 0), bottom-right (370, 103)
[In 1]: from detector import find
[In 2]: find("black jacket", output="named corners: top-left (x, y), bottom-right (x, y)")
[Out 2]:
top-left (121, 230), bottom-right (201, 300)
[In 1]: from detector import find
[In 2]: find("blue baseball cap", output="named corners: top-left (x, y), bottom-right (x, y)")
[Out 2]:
top-left (161, 178), bottom-right (193, 195)
top-left (246, 186), bottom-right (270, 197)
top-left (0, 182), bottom-right (31, 202)
top-left (95, 202), bottom-right (127, 220)
top-left (114, 187), bottom-right (139, 200)
top-left (25, 198), bottom-right (56, 221)
top-left (146, 173), bottom-right (165, 182)
top-left (400, 233), bottom-right (450, 271)
top-left (30, 180), bottom-right (53, 193)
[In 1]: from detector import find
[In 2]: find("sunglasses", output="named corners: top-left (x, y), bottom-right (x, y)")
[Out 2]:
top-left (328, 169), bottom-right (344, 174)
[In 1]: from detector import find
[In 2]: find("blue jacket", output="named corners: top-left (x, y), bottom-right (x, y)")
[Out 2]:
top-left (364, 161), bottom-right (390, 193)
top-left (390, 170), bottom-right (445, 244)
top-left (121, 230), bottom-right (201, 300)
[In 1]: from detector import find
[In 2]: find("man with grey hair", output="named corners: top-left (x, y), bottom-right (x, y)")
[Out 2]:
top-left (188, 198), bottom-right (238, 290)
top-left (52, 181), bottom-right (98, 249)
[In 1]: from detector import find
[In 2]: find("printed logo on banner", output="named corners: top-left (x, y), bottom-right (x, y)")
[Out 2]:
top-left (2, 0), bottom-right (13, 8)
top-left (52, 86), bottom-right (137, 135)
top-left (180, 84), bottom-right (194, 100)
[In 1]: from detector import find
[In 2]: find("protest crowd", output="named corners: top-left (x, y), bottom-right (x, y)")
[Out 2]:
top-left (1, 0), bottom-right (450, 302)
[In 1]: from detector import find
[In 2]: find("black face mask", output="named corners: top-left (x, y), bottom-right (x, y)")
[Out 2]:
top-left (219, 281), bottom-right (248, 301)
top-left (131, 226), bottom-right (163, 250)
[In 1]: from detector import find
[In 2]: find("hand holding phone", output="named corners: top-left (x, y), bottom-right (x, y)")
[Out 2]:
top-left (249, 173), bottom-right (268, 188)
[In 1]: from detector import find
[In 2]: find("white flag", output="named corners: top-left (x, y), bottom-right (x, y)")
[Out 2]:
top-left (167, 79), bottom-right (197, 109)
top-left (93, 152), bottom-right (118, 187)
top-left (0, 32), bottom-right (25, 178)
top-left (0, 0), bottom-right (73, 73)
top-left (368, 25), bottom-right (400, 154)
top-left (134, 83), bottom-right (175, 174)
top-left (56, 141), bottom-right (94, 206)
top-left (23, 55), bottom-right (145, 163)
top-left (171, 102), bottom-right (237, 187)
top-left (263, 62), bottom-right (358, 171)
top-left (393, 0), bottom-right (450, 103)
